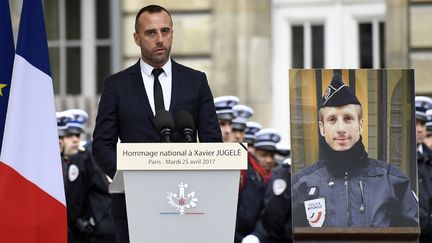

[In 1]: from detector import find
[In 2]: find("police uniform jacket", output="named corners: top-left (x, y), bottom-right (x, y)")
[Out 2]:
top-left (252, 162), bottom-right (292, 243)
top-left (418, 143), bottom-right (432, 242)
top-left (62, 149), bottom-right (115, 243)
top-left (292, 139), bottom-right (418, 227)
top-left (235, 153), bottom-right (269, 243)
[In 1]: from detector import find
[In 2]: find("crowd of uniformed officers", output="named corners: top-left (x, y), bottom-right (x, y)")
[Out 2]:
top-left (56, 93), bottom-right (432, 243)
top-left (213, 95), bottom-right (292, 243)
top-left (415, 96), bottom-right (432, 243)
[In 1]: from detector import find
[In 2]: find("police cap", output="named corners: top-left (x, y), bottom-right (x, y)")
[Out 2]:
top-left (232, 104), bottom-right (254, 131)
top-left (254, 128), bottom-right (281, 152)
top-left (56, 111), bottom-right (74, 137)
top-left (214, 96), bottom-right (239, 121)
top-left (415, 96), bottom-right (432, 122)
top-left (427, 109), bottom-right (432, 131)
top-left (244, 121), bottom-right (262, 144)
top-left (321, 74), bottom-right (360, 108)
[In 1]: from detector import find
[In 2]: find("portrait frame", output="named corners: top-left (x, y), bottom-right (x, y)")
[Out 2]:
top-left (289, 69), bottom-right (418, 230)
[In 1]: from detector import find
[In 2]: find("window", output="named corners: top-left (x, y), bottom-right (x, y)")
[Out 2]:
top-left (291, 23), bottom-right (324, 68)
top-left (96, 0), bottom-right (112, 94)
top-left (312, 25), bottom-right (324, 68)
top-left (44, 0), bottom-right (114, 95)
top-left (359, 21), bottom-right (385, 68)
top-left (292, 26), bottom-right (304, 68)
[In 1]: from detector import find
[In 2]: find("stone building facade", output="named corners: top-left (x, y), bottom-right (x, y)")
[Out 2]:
top-left (7, 0), bottom-right (432, 143)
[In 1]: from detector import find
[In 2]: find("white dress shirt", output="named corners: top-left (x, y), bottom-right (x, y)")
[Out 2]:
top-left (140, 58), bottom-right (172, 115)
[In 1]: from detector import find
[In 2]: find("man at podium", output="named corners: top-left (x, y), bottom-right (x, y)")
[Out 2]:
top-left (92, 4), bottom-right (222, 243)
top-left (292, 74), bottom-right (418, 227)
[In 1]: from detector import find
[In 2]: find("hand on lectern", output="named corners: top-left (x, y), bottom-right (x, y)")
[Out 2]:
top-left (242, 234), bottom-right (260, 243)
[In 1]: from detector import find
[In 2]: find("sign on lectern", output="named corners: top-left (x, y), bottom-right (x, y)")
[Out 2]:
top-left (110, 143), bottom-right (247, 243)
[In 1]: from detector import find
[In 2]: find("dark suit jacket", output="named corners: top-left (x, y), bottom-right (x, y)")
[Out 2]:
top-left (92, 59), bottom-right (222, 242)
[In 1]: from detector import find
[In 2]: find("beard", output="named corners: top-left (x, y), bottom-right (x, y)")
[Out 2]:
top-left (149, 45), bottom-right (171, 66)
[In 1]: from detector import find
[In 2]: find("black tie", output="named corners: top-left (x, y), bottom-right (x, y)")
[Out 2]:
top-left (152, 68), bottom-right (165, 112)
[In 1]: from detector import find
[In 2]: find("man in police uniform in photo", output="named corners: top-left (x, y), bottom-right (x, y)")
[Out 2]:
top-left (292, 74), bottom-right (419, 227)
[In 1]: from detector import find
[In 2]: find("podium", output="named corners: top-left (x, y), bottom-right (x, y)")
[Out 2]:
top-left (110, 143), bottom-right (247, 243)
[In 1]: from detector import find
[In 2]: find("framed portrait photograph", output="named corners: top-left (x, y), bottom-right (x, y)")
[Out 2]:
top-left (289, 69), bottom-right (418, 230)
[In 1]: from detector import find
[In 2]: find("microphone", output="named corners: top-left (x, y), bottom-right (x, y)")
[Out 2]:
top-left (155, 110), bottom-right (175, 143)
top-left (174, 111), bottom-right (195, 143)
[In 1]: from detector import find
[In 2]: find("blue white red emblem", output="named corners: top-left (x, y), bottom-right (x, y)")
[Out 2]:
top-left (166, 182), bottom-right (198, 215)
top-left (304, 198), bottom-right (326, 227)
top-left (324, 87), bottom-right (331, 101)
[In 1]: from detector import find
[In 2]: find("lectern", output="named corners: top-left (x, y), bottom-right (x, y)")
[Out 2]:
top-left (110, 143), bottom-right (247, 243)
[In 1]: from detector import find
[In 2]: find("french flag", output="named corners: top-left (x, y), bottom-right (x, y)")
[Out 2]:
top-left (0, 0), bottom-right (67, 242)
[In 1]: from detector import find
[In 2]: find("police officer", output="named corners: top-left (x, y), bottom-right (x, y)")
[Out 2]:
top-left (425, 109), bottom-right (432, 150)
top-left (234, 107), bottom-right (270, 243)
top-left (58, 110), bottom-right (116, 243)
top-left (415, 96), bottom-right (432, 242)
top-left (275, 143), bottom-right (291, 166)
top-left (57, 111), bottom-right (74, 142)
top-left (254, 128), bottom-right (282, 174)
top-left (244, 121), bottom-right (262, 154)
top-left (242, 159), bottom-right (292, 243)
top-left (292, 74), bottom-right (418, 227)
top-left (67, 109), bottom-right (94, 153)
top-left (231, 104), bottom-right (254, 142)
top-left (214, 96), bottom-right (239, 142)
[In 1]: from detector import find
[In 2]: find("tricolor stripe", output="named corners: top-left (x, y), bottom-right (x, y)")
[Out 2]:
top-left (1, 54), bottom-right (65, 204)
top-left (310, 211), bottom-right (323, 224)
top-left (160, 212), bottom-right (205, 215)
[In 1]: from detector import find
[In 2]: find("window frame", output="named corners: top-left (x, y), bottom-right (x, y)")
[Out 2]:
top-left (45, 0), bottom-right (121, 96)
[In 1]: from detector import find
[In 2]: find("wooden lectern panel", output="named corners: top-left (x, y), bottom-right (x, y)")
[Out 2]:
top-left (293, 227), bottom-right (419, 243)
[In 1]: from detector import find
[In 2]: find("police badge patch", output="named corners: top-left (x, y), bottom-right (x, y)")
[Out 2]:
top-left (68, 164), bottom-right (79, 182)
top-left (304, 198), bottom-right (326, 227)
top-left (273, 179), bottom-right (287, 196)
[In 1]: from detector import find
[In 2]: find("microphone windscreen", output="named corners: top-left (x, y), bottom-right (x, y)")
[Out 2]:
top-left (174, 111), bottom-right (195, 131)
top-left (155, 110), bottom-right (175, 132)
